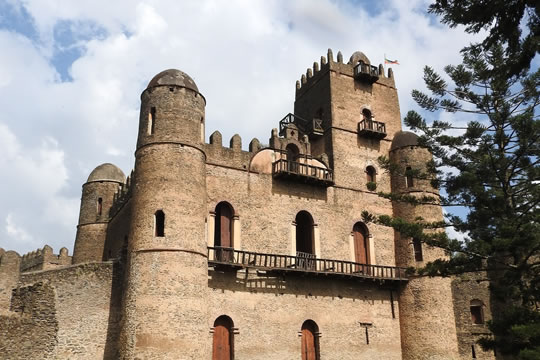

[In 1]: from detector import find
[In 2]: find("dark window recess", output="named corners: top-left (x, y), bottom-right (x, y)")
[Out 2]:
top-left (472, 345), bottom-right (477, 359)
top-left (149, 107), bottom-right (156, 135)
top-left (214, 202), bottom-right (234, 248)
top-left (155, 210), bottom-right (165, 237)
top-left (413, 238), bottom-right (423, 262)
top-left (470, 300), bottom-right (484, 324)
top-left (97, 197), bottom-right (103, 216)
top-left (301, 320), bottom-right (320, 360)
top-left (213, 315), bottom-right (234, 360)
top-left (296, 211), bottom-right (314, 255)
top-left (353, 222), bottom-right (370, 265)
top-left (366, 166), bottom-right (376, 183)
top-left (406, 166), bottom-right (414, 188)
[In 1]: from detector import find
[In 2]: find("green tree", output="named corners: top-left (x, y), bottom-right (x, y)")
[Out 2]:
top-left (429, 0), bottom-right (539, 77)
top-left (369, 45), bottom-right (540, 358)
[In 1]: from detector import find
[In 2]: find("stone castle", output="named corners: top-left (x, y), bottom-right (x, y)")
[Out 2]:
top-left (0, 50), bottom-right (495, 359)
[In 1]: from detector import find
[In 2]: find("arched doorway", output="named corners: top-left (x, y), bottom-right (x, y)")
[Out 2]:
top-left (352, 222), bottom-right (370, 265)
top-left (301, 320), bottom-right (320, 360)
top-left (296, 211), bottom-right (315, 269)
top-left (212, 315), bottom-right (234, 360)
top-left (286, 143), bottom-right (300, 173)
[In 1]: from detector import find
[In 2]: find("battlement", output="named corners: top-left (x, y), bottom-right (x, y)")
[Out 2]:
top-left (295, 49), bottom-right (396, 97)
top-left (20, 245), bottom-right (71, 273)
top-left (110, 170), bottom-right (133, 217)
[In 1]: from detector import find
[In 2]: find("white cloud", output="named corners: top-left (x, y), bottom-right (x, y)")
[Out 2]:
top-left (0, 0), bottom-right (482, 255)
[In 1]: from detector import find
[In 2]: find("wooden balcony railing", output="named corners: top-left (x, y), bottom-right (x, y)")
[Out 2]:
top-left (272, 159), bottom-right (334, 187)
top-left (354, 62), bottom-right (379, 83)
top-left (208, 247), bottom-right (408, 282)
top-left (279, 113), bottom-right (324, 138)
top-left (358, 119), bottom-right (387, 139)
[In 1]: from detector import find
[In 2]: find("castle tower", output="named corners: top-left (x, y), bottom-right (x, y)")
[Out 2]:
top-left (120, 69), bottom-right (209, 359)
top-left (390, 131), bottom-right (460, 359)
top-left (73, 163), bottom-right (125, 264)
top-left (293, 50), bottom-right (402, 189)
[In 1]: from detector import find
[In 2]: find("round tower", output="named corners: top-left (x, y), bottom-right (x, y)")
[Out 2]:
top-left (120, 69), bottom-right (209, 359)
top-left (390, 131), bottom-right (460, 360)
top-left (73, 163), bottom-right (125, 264)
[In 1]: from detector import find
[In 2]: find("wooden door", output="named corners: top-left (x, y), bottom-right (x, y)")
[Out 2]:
top-left (220, 205), bottom-right (232, 248)
top-left (301, 327), bottom-right (317, 360)
top-left (213, 318), bottom-right (231, 360)
top-left (353, 224), bottom-right (369, 264)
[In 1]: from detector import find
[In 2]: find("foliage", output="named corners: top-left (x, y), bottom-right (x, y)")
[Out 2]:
top-left (372, 44), bottom-right (540, 358)
top-left (429, 0), bottom-right (539, 77)
top-left (366, 181), bottom-right (377, 191)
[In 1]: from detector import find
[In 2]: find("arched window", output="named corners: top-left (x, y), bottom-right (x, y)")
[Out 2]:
top-left (406, 166), bottom-right (414, 188)
top-left (301, 320), bottom-right (320, 360)
top-left (97, 197), bottom-right (103, 216)
top-left (353, 222), bottom-right (370, 264)
top-left (148, 107), bottom-right (156, 135)
top-left (412, 238), bottom-right (423, 261)
top-left (296, 211), bottom-right (314, 255)
top-left (214, 202), bottom-right (234, 248)
top-left (366, 166), bottom-right (376, 183)
top-left (286, 143), bottom-right (300, 161)
top-left (470, 299), bottom-right (484, 324)
top-left (362, 108), bottom-right (372, 122)
top-left (155, 210), bottom-right (165, 237)
top-left (212, 315), bottom-right (234, 360)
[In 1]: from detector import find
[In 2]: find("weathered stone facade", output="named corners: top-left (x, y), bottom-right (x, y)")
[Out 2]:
top-left (0, 50), bottom-right (494, 359)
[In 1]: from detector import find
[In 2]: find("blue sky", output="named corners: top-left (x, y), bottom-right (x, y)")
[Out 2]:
top-left (0, 0), bottom-right (480, 255)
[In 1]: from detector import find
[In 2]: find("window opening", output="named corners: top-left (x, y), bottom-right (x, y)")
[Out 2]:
top-left (413, 238), bottom-right (423, 262)
top-left (296, 211), bottom-right (315, 269)
top-left (366, 166), bottom-right (376, 183)
top-left (470, 300), bottom-right (484, 324)
top-left (97, 197), bottom-right (103, 216)
top-left (301, 320), bottom-right (320, 360)
top-left (214, 202), bottom-right (234, 261)
top-left (472, 345), bottom-right (477, 359)
top-left (155, 210), bottom-right (165, 237)
top-left (213, 315), bottom-right (234, 360)
top-left (362, 108), bottom-right (372, 122)
top-left (148, 107), bottom-right (156, 135)
top-left (406, 166), bottom-right (414, 188)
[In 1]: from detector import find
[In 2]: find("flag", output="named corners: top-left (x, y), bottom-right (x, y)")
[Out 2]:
top-left (385, 58), bottom-right (399, 65)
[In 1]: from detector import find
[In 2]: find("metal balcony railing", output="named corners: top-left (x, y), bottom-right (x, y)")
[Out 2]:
top-left (354, 62), bottom-right (379, 83)
top-left (279, 113), bottom-right (324, 138)
top-left (208, 247), bottom-right (408, 282)
top-left (358, 119), bottom-right (387, 139)
top-left (272, 159), bottom-right (334, 186)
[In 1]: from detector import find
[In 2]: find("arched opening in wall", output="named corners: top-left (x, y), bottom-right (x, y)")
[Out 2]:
top-left (286, 143), bottom-right (301, 173)
top-left (214, 202), bottom-right (234, 261)
top-left (362, 108), bottom-right (373, 129)
top-left (295, 211), bottom-right (315, 269)
top-left (97, 197), bottom-right (103, 216)
top-left (412, 238), bottom-right (423, 261)
top-left (301, 320), bottom-right (320, 360)
top-left (405, 166), bottom-right (414, 188)
top-left (212, 315), bottom-right (234, 360)
top-left (470, 299), bottom-right (484, 324)
top-left (352, 222), bottom-right (370, 266)
top-left (366, 166), bottom-right (376, 183)
top-left (201, 116), bottom-right (205, 142)
top-left (154, 210), bottom-right (165, 237)
top-left (148, 107), bottom-right (156, 135)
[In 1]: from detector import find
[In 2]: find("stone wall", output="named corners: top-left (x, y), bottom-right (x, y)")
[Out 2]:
top-left (452, 272), bottom-right (496, 360)
top-left (0, 250), bottom-right (20, 310)
top-left (20, 245), bottom-right (71, 273)
top-left (0, 262), bottom-right (122, 359)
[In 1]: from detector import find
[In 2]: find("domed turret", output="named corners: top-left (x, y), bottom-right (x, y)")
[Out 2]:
top-left (137, 68), bottom-right (206, 150)
top-left (390, 131), bottom-right (419, 151)
top-left (73, 163), bottom-right (125, 264)
top-left (87, 163), bottom-right (125, 183)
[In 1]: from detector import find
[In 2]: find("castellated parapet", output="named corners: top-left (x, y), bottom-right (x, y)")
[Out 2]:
top-left (0, 50), bottom-right (493, 360)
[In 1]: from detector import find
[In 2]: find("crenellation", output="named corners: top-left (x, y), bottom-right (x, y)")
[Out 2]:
top-left (313, 61), bottom-right (319, 73)
top-left (209, 130), bottom-right (222, 146)
top-left (327, 48), bottom-right (334, 62)
top-left (249, 138), bottom-right (261, 152)
top-left (337, 50), bottom-right (343, 63)
top-left (229, 133), bottom-right (242, 150)
top-left (307, 67), bottom-right (313, 78)
top-left (20, 245), bottom-right (72, 273)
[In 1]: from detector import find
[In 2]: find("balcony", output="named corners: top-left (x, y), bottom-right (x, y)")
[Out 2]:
top-left (354, 62), bottom-right (379, 83)
top-left (279, 113), bottom-right (324, 138)
top-left (358, 119), bottom-right (387, 140)
top-left (272, 159), bottom-right (334, 187)
top-left (208, 247), bottom-right (408, 283)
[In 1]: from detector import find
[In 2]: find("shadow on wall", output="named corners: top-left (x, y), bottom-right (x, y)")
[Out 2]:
top-left (208, 268), bottom-right (395, 303)
top-left (271, 179), bottom-right (328, 202)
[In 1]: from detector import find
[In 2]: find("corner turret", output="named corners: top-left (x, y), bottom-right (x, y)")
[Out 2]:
top-left (73, 163), bottom-right (125, 264)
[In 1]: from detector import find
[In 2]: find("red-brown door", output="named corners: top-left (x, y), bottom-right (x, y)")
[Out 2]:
top-left (220, 205), bottom-right (232, 248)
top-left (213, 318), bottom-right (232, 360)
top-left (301, 327), bottom-right (316, 360)
top-left (353, 225), bottom-right (369, 264)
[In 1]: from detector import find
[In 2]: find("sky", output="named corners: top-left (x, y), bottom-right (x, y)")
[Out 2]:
top-left (0, 0), bottom-right (482, 255)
